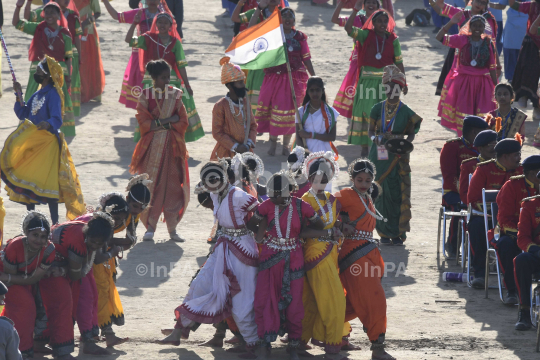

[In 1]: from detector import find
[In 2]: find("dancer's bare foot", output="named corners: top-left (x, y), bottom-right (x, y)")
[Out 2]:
top-left (225, 335), bottom-right (242, 344)
top-left (296, 348), bottom-right (315, 357)
top-left (157, 328), bottom-right (182, 346)
top-left (57, 355), bottom-right (77, 360)
top-left (267, 140), bottom-right (277, 156)
top-left (198, 335), bottom-right (224, 348)
top-left (81, 341), bottom-right (111, 355)
top-left (105, 333), bottom-right (129, 347)
top-left (33, 341), bottom-right (53, 354)
top-left (225, 343), bottom-right (247, 353)
top-left (323, 353), bottom-right (349, 360)
top-left (161, 328), bottom-right (173, 336)
top-left (341, 342), bottom-right (361, 351)
top-left (372, 349), bottom-right (396, 360)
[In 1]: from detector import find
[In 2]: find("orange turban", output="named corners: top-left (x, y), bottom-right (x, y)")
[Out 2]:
top-left (220, 57), bottom-right (245, 84)
top-left (382, 64), bottom-right (406, 87)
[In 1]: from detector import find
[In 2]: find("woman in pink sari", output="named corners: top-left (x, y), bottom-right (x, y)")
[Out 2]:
top-left (255, 7), bottom-right (315, 157)
top-left (331, 0), bottom-right (381, 119)
top-left (129, 59), bottom-right (190, 242)
top-left (101, 0), bottom-right (176, 109)
top-left (247, 171), bottom-right (341, 359)
top-left (430, 0), bottom-right (499, 132)
top-left (436, 12), bottom-right (497, 136)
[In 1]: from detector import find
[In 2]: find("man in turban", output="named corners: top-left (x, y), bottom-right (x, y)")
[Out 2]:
top-left (210, 57), bottom-right (258, 160)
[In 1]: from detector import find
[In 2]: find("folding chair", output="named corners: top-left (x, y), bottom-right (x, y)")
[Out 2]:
top-left (437, 179), bottom-right (468, 267)
top-left (456, 174), bottom-right (472, 272)
top-left (482, 189), bottom-right (504, 302)
top-left (530, 273), bottom-right (540, 352)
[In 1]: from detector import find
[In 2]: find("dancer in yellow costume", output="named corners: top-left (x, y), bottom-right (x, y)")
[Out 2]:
top-left (93, 175), bottom-right (151, 347)
top-left (300, 151), bottom-right (350, 360)
top-left (2, 56), bottom-right (85, 225)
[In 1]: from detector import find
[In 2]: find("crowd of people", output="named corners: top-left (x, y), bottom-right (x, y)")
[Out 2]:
top-left (1, 0), bottom-right (540, 358)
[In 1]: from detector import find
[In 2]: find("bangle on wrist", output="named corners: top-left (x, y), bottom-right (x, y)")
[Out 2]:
top-left (353, 7), bottom-right (361, 12)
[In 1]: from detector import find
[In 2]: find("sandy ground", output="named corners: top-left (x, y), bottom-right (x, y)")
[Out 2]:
top-left (1, 0), bottom-right (540, 359)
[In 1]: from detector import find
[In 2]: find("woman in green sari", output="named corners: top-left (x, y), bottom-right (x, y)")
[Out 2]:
top-left (345, 3), bottom-right (406, 158)
top-left (368, 65), bottom-right (422, 246)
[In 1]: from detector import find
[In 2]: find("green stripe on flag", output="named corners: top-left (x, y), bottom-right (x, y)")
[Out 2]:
top-left (238, 46), bottom-right (287, 70)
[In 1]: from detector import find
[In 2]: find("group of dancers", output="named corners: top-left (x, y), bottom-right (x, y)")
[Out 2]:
top-left (4, 0), bottom-right (540, 357)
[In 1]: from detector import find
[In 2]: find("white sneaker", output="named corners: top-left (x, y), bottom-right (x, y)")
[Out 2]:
top-left (170, 232), bottom-right (185, 242)
top-left (518, 96), bottom-right (528, 108)
top-left (143, 231), bottom-right (154, 241)
top-left (534, 108), bottom-right (540, 121)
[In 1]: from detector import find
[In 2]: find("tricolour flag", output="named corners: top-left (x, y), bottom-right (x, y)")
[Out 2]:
top-left (224, 8), bottom-right (286, 70)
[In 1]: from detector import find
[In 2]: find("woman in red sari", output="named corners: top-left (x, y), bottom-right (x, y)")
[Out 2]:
top-left (48, 212), bottom-right (114, 356)
top-left (130, 59), bottom-right (190, 243)
top-left (0, 211), bottom-right (74, 359)
top-left (74, 0), bottom-right (106, 103)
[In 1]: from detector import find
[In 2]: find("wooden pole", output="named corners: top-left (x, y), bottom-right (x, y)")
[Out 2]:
top-left (286, 51), bottom-right (307, 148)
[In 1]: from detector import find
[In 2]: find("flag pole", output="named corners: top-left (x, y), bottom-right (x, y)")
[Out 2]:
top-left (283, 36), bottom-right (306, 149)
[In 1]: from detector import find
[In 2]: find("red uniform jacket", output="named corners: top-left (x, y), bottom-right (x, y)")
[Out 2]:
top-left (440, 137), bottom-right (479, 199)
top-left (497, 175), bottom-right (538, 236)
top-left (459, 156), bottom-right (485, 204)
top-left (517, 195), bottom-right (540, 252)
top-left (467, 159), bottom-right (523, 212)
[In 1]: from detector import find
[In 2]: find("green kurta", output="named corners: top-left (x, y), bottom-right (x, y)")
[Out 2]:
top-left (368, 101), bottom-right (422, 240)
top-left (16, 19), bottom-right (76, 136)
top-left (348, 27), bottom-right (402, 147)
top-left (129, 35), bottom-right (204, 143)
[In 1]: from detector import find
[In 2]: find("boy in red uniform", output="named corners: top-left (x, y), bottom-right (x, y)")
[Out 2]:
top-left (440, 116), bottom-right (489, 256)
top-left (459, 130), bottom-right (498, 205)
top-left (495, 155), bottom-right (540, 304)
top-left (467, 138), bottom-right (522, 288)
top-left (514, 177), bottom-right (540, 330)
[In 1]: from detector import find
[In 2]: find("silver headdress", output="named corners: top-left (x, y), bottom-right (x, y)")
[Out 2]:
top-left (347, 158), bottom-right (376, 180)
top-left (21, 210), bottom-right (50, 235)
top-left (126, 174), bottom-right (153, 192)
top-left (126, 174), bottom-right (153, 208)
top-left (302, 151), bottom-right (339, 182)
top-left (288, 146), bottom-right (306, 174)
top-left (241, 152), bottom-right (264, 181)
top-left (267, 170), bottom-right (298, 198)
top-left (97, 192), bottom-right (128, 213)
top-left (200, 159), bottom-right (229, 194)
top-left (92, 211), bottom-right (115, 227)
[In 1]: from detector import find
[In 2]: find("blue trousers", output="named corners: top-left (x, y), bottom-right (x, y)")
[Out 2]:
top-left (503, 48), bottom-right (520, 82)
top-left (496, 21), bottom-right (504, 55)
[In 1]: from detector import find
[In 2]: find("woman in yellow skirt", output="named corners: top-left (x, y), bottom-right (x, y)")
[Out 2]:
top-left (92, 176), bottom-right (151, 347)
top-left (300, 151), bottom-right (350, 360)
top-left (3, 56), bottom-right (85, 224)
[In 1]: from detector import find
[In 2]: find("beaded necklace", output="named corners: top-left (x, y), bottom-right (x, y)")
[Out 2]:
top-left (352, 187), bottom-right (387, 222)
top-left (274, 202), bottom-right (293, 239)
top-left (309, 189), bottom-right (332, 226)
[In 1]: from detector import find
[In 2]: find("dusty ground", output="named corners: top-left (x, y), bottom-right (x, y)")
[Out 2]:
top-left (1, 0), bottom-right (539, 359)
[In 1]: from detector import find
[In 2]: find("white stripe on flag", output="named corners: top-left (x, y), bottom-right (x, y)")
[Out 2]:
top-left (225, 25), bottom-right (285, 65)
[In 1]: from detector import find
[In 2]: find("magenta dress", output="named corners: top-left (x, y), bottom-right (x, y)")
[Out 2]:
top-left (254, 198), bottom-right (318, 344)
top-left (117, 9), bottom-right (158, 109)
top-left (255, 30), bottom-right (311, 136)
top-left (438, 4), bottom-right (498, 131)
top-left (333, 15), bottom-right (364, 118)
top-left (438, 34), bottom-right (497, 136)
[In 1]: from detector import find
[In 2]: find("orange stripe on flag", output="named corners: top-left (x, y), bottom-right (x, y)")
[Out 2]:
top-left (225, 9), bottom-right (282, 51)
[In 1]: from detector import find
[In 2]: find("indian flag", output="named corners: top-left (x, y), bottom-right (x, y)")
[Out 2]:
top-left (225, 8), bottom-right (286, 70)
